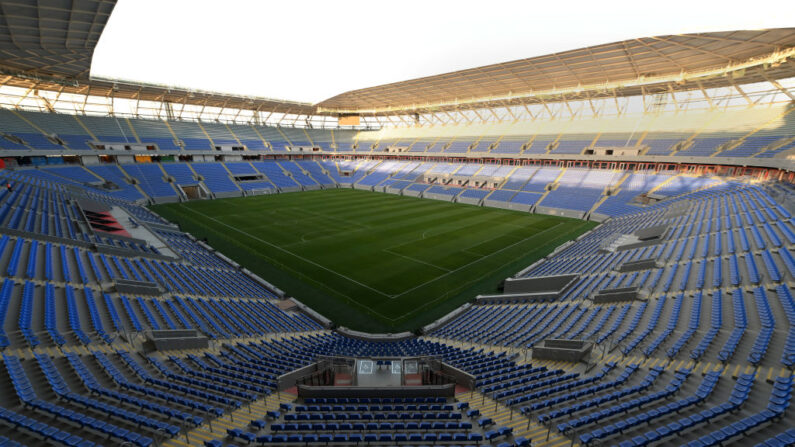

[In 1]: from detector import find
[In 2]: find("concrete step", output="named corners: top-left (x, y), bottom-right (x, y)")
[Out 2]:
top-left (456, 389), bottom-right (578, 446)
top-left (164, 390), bottom-right (296, 447)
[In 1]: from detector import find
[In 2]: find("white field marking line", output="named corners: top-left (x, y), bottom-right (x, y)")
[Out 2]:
top-left (177, 207), bottom-right (398, 321)
top-left (393, 217), bottom-right (527, 262)
top-left (382, 248), bottom-right (451, 272)
top-left (415, 211), bottom-right (532, 243)
top-left (281, 226), bottom-right (372, 248)
top-left (389, 222), bottom-right (564, 300)
top-left (300, 198), bottom-right (435, 230)
top-left (241, 207), bottom-right (367, 244)
top-left (297, 225), bottom-right (361, 243)
top-left (391, 221), bottom-right (588, 321)
top-left (459, 249), bottom-right (484, 258)
top-left (302, 230), bottom-right (337, 247)
top-left (407, 206), bottom-right (485, 234)
top-left (457, 225), bottom-right (527, 254)
top-left (177, 204), bottom-right (392, 298)
top-left (381, 216), bottom-right (544, 286)
top-left (233, 209), bottom-right (309, 228)
top-left (279, 205), bottom-right (372, 238)
top-left (178, 204), bottom-right (579, 323)
top-left (197, 228), bottom-right (395, 321)
top-left (300, 229), bottom-right (335, 244)
top-left (418, 221), bottom-right (475, 241)
top-left (282, 204), bottom-right (390, 245)
top-left (398, 215), bottom-right (501, 248)
top-left (501, 221), bottom-right (540, 230)
top-left (293, 207), bottom-right (370, 231)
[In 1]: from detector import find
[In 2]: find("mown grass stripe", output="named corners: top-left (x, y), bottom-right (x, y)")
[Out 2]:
top-left (151, 189), bottom-right (595, 331)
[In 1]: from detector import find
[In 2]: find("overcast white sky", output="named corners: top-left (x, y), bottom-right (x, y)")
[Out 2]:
top-left (91, 0), bottom-right (795, 104)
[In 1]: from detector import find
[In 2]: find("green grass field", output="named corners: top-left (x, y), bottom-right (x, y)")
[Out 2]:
top-left (151, 189), bottom-right (596, 332)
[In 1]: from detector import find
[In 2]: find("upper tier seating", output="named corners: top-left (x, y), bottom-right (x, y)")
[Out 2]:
top-left (121, 164), bottom-right (178, 199)
top-left (0, 109), bottom-right (794, 446)
top-left (4, 110), bottom-right (792, 161)
top-left (191, 163), bottom-right (240, 194)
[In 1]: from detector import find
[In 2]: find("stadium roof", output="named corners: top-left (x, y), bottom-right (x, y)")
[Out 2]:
top-left (0, 1), bottom-right (793, 118)
top-left (0, 0), bottom-right (114, 80)
top-left (317, 28), bottom-right (795, 115)
top-left (0, 0), bottom-right (316, 115)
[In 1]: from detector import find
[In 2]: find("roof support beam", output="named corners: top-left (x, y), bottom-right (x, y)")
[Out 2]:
top-left (80, 86), bottom-right (90, 114)
top-left (586, 93), bottom-right (597, 117)
top-left (198, 99), bottom-right (209, 119)
top-left (262, 109), bottom-right (275, 125)
top-left (487, 107), bottom-right (501, 123)
top-left (133, 88), bottom-right (142, 117)
top-left (33, 86), bottom-right (56, 113)
top-left (443, 110), bottom-right (459, 124)
top-left (504, 105), bottom-right (518, 122)
top-left (521, 103), bottom-right (537, 121)
top-left (613, 92), bottom-right (622, 116)
top-left (562, 99), bottom-right (574, 118)
top-left (730, 81), bottom-right (753, 105)
top-left (641, 86), bottom-right (648, 113)
top-left (762, 75), bottom-right (795, 101)
top-left (456, 109), bottom-right (472, 124)
top-left (216, 99), bottom-right (230, 120)
top-left (165, 102), bottom-right (175, 121)
top-left (696, 81), bottom-right (715, 109)
top-left (667, 84), bottom-right (681, 111)
top-left (471, 108), bottom-right (486, 124)
top-left (540, 99), bottom-right (553, 119)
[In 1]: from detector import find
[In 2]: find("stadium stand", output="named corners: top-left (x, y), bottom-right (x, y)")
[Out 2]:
top-left (121, 164), bottom-right (179, 200)
top-left (190, 163), bottom-right (241, 196)
top-left (0, 9), bottom-right (793, 446)
top-left (0, 151), bottom-right (793, 446)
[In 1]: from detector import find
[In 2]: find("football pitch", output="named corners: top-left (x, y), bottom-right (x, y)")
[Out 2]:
top-left (151, 189), bottom-right (596, 332)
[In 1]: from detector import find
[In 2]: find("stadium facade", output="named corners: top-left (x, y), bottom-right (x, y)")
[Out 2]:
top-left (0, 1), bottom-right (794, 446)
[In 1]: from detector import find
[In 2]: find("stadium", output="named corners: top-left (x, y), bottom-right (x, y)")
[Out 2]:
top-left (0, 1), bottom-right (794, 446)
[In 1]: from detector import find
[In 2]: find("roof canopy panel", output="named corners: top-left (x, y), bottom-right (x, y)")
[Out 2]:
top-left (316, 28), bottom-right (795, 114)
top-left (0, 1), bottom-right (792, 117)
top-left (0, 0), bottom-right (116, 80)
